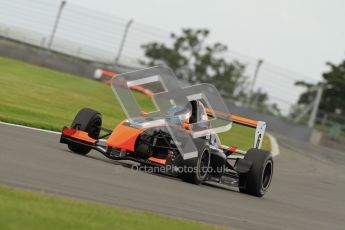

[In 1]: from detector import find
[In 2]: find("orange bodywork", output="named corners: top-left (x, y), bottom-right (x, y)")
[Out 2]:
top-left (106, 122), bottom-right (143, 152)
top-left (62, 127), bottom-right (97, 144)
top-left (205, 107), bottom-right (258, 128)
top-left (205, 107), bottom-right (232, 120)
top-left (148, 157), bottom-right (166, 165)
top-left (230, 115), bottom-right (258, 127)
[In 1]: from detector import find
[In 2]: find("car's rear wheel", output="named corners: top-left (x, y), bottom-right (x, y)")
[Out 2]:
top-left (68, 108), bottom-right (102, 155)
top-left (180, 139), bottom-right (211, 185)
top-left (239, 148), bottom-right (273, 197)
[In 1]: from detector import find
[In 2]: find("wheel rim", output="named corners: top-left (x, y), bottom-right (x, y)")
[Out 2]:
top-left (262, 160), bottom-right (273, 190)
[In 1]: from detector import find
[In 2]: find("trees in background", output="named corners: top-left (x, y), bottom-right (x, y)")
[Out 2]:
top-left (295, 58), bottom-right (345, 116)
top-left (141, 29), bottom-right (247, 101)
top-left (141, 28), bottom-right (280, 115)
top-left (248, 89), bottom-right (281, 116)
top-left (141, 28), bottom-right (345, 120)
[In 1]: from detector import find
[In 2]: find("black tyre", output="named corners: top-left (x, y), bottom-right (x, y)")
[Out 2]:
top-left (68, 108), bottom-right (102, 155)
top-left (180, 139), bottom-right (211, 185)
top-left (239, 148), bottom-right (273, 197)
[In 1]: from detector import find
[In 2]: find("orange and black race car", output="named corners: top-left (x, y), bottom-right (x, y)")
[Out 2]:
top-left (60, 66), bottom-right (273, 197)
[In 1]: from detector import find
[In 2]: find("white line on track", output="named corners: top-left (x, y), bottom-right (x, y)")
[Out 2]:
top-left (0, 121), bottom-right (280, 156)
top-left (0, 121), bottom-right (60, 135)
top-left (267, 133), bottom-right (280, 157)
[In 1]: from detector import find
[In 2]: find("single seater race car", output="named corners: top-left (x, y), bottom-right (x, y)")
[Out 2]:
top-left (60, 66), bottom-right (273, 197)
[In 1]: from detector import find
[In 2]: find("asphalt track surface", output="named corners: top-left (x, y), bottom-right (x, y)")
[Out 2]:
top-left (1, 122), bottom-right (345, 230)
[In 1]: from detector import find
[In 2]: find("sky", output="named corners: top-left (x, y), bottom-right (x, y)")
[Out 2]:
top-left (68, 0), bottom-right (345, 80)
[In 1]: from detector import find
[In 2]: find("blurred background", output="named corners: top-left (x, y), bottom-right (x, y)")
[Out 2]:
top-left (0, 0), bottom-right (344, 149)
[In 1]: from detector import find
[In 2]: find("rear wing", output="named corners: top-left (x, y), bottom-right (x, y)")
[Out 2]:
top-left (205, 108), bottom-right (266, 149)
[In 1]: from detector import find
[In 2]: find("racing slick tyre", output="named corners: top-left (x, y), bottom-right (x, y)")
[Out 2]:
top-left (239, 148), bottom-right (273, 197)
top-left (68, 108), bottom-right (102, 155)
top-left (179, 139), bottom-right (211, 185)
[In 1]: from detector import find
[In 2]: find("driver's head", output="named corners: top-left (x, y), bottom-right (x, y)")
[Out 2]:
top-left (166, 103), bottom-right (191, 125)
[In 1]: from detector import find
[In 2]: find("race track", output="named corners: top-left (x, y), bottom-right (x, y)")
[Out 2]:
top-left (1, 122), bottom-right (345, 230)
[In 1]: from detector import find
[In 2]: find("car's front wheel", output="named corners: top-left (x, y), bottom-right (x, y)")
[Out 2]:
top-left (68, 108), bottom-right (102, 155)
top-left (239, 148), bottom-right (273, 197)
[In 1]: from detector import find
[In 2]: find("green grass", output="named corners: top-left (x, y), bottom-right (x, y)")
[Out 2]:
top-left (315, 124), bottom-right (345, 139)
top-left (0, 56), bottom-right (270, 150)
top-left (219, 123), bottom-right (270, 151)
top-left (0, 185), bottom-right (223, 230)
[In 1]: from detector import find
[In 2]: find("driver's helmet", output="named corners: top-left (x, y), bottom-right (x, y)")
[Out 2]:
top-left (166, 103), bottom-right (192, 125)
